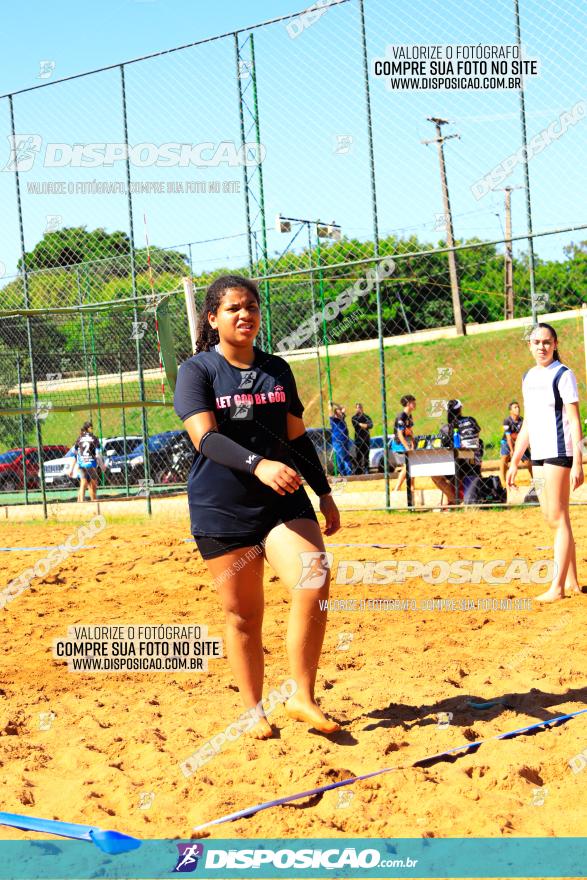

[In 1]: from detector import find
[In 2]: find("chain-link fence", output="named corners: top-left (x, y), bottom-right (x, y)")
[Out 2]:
top-left (0, 0), bottom-right (585, 514)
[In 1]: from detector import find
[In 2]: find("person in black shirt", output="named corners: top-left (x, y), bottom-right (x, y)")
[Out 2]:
top-left (351, 402), bottom-right (373, 475)
top-left (392, 395), bottom-right (416, 493)
top-left (500, 400), bottom-right (532, 487)
top-left (174, 274), bottom-right (341, 739)
top-left (432, 399), bottom-right (483, 504)
top-left (72, 421), bottom-right (103, 503)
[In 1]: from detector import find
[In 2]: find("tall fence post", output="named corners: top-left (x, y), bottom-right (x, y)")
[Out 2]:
top-left (514, 0), bottom-right (537, 321)
top-left (120, 63), bottom-right (151, 516)
top-left (88, 307), bottom-right (105, 490)
top-left (16, 353), bottom-right (29, 505)
top-left (234, 32), bottom-right (271, 350)
top-left (315, 225), bottom-right (334, 406)
top-left (76, 267), bottom-right (93, 409)
top-left (234, 33), bottom-right (254, 279)
top-left (307, 224), bottom-right (329, 470)
top-left (358, 0), bottom-right (391, 510)
top-left (249, 33), bottom-right (271, 352)
top-left (8, 94), bottom-right (47, 518)
top-left (119, 355), bottom-right (131, 498)
top-left (582, 304), bottom-right (587, 404)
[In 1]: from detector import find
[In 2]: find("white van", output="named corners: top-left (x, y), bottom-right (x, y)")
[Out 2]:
top-left (42, 436), bottom-right (142, 487)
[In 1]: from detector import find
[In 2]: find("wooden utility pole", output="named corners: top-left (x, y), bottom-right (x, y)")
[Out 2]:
top-left (496, 185), bottom-right (523, 320)
top-left (422, 117), bottom-right (465, 336)
top-left (504, 187), bottom-right (514, 320)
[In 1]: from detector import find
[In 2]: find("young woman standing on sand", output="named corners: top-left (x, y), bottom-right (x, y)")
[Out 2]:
top-left (507, 323), bottom-right (584, 602)
top-left (174, 275), bottom-right (341, 738)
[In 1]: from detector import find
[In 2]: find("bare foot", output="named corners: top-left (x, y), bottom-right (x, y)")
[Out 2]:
top-left (535, 587), bottom-right (565, 603)
top-left (564, 584), bottom-right (582, 596)
top-left (248, 715), bottom-right (273, 740)
top-left (285, 694), bottom-right (340, 733)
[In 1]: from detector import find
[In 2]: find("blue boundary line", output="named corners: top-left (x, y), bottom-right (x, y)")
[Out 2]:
top-left (193, 707), bottom-right (587, 831)
top-left (0, 812), bottom-right (140, 853)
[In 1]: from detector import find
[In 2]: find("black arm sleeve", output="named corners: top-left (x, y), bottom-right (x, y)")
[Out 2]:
top-left (287, 433), bottom-right (331, 497)
top-left (199, 430), bottom-right (264, 475)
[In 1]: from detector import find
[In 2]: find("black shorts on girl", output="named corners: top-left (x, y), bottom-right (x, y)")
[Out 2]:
top-left (531, 456), bottom-right (573, 468)
top-left (79, 467), bottom-right (99, 481)
top-left (194, 492), bottom-right (318, 560)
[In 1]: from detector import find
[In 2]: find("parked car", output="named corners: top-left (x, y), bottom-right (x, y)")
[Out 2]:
top-left (160, 433), bottom-right (195, 484)
top-left (306, 428), bottom-right (357, 476)
top-left (368, 435), bottom-right (403, 473)
top-left (0, 446), bottom-right (70, 492)
top-left (42, 445), bottom-right (77, 488)
top-left (126, 430), bottom-right (190, 485)
top-left (101, 436), bottom-right (143, 484)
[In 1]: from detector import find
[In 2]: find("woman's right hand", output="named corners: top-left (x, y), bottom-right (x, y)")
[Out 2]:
top-left (253, 459), bottom-right (302, 495)
top-left (506, 462), bottom-right (518, 488)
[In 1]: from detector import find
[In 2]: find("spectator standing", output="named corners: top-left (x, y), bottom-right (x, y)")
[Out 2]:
top-left (73, 421), bottom-right (103, 503)
top-left (329, 402), bottom-right (353, 476)
top-left (392, 394), bottom-right (416, 493)
top-left (351, 402), bottom-right (373, 475)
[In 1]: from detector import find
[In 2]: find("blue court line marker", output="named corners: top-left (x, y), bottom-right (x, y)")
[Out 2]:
top-left (0, 811), bottom-right (141, 854)
top-left (192, 707), bottom-right (587, 832)
top-left (0, 546), bottom-right (97, 552)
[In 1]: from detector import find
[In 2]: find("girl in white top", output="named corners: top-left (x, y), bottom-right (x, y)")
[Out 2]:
top-left (507, 323), bottom-right (584, 602)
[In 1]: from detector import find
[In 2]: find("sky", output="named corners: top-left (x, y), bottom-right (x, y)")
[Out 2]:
top-left (0, 0), bottom-right (585, 285)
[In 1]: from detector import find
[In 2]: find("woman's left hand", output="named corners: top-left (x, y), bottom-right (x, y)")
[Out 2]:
top-left (571, 463), bottom-right (584, 491)
top-left (320, 493), bottom-right (341, 536)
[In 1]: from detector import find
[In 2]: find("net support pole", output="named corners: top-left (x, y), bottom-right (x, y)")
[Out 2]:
top-left (182, 276), bottom-right (198, 354)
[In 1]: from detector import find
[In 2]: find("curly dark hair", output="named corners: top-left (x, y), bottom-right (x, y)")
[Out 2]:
top-left (195, 274), bottom-right (260, 353)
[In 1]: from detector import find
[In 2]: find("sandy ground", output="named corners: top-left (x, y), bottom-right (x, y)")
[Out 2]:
top-left (1, 503), bottom-right (586, 854)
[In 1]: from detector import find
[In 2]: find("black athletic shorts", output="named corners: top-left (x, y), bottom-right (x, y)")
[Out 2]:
top-left (531, 456), bottom-right (573, 469)
top-left (193, 497), bottom-right (319, 560)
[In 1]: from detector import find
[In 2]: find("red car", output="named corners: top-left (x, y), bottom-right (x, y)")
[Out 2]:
top-left (0, 446), bottom-right (70, 492)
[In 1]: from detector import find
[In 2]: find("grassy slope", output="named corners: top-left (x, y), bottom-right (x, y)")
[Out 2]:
top-left (297, 316), bottom-right (586, 451)
top-left (23, 316), bottom-right (587, 453)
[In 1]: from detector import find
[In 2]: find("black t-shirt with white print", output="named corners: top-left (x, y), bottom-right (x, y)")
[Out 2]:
top-left (173, 345), bottom-right (311, 536)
